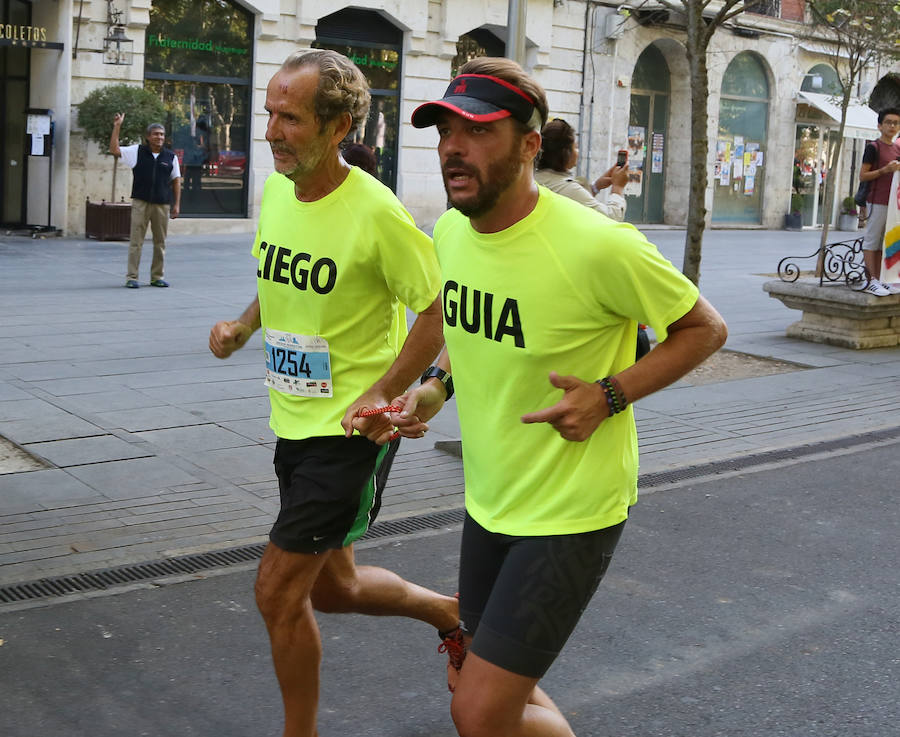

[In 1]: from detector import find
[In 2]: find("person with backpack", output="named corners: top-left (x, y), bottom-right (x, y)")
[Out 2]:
top-left (858, 107), bottom-right (900, 296)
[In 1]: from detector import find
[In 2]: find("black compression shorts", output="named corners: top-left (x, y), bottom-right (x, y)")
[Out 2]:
top-left (458, 512), bottom-right (626, 679)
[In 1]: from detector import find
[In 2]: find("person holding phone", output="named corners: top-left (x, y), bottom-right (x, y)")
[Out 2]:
top-left (535, 118), bottom-right (629, 221)
top-left (858, 107), bottom-right (900, 296)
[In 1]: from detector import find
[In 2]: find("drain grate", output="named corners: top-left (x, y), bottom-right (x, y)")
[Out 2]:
top-left (4, 425), bottom-right (899, 607)
top-left (0, 508), bottom-right (465, 606)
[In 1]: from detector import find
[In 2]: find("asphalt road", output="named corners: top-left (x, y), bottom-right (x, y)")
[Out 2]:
top-left (1, 440), bottom-right (898, 737)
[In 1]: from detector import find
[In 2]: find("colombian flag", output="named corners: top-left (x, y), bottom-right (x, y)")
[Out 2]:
top-left (883, 173), bottom-right (900, 283)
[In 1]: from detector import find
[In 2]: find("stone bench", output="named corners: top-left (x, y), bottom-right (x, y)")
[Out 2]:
top-left (763, 279), bottom-right (900, 348)
top-left (763, 236), bottom-right (900, 349)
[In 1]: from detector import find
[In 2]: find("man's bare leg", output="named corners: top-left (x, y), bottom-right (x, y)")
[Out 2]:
top-left (450, 652), bottom-right (576, 737)
top-left (255, 543), bottom-right (331, 737)
top-left (864, 248), bottom-right (883, 281)
top-left (311, 544), bottom-right (459, 632)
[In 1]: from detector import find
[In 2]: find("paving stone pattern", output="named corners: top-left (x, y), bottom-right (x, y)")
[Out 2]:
top-left (2, 230), bottom-right (899, 587)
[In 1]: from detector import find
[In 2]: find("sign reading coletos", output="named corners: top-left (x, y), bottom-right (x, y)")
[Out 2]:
top-left (1, 24), bottom-right (48, 42)
top-left (147, 33), bottom-right (248, 55)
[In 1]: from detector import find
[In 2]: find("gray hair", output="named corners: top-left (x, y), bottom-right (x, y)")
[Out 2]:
top-left (144, 123), bottom-right (165, 139)
top-left (281, 49), bottom-right (371, 134)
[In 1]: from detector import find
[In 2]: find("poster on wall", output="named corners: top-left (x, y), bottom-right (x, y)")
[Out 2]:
top-left (747, 142), bottom-right (760, 165)
top-left (733, 137), bottom-right (745, 179)
top-left (744, 175), bottom-right (755, 196)
top-left (716, 140), bottom-right (730, 161)
top-left (716, 141), bottom-right (730, 185)
top-left (651, 133), bottom-right (664, 174)
top-left (625, 125), bottom-right (646, 196)
top-left (882, 172), bottom-right (900, 284)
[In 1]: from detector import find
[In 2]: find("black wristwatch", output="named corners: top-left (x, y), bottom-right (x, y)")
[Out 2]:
top-left (420, 366), bottom-right (454, 400)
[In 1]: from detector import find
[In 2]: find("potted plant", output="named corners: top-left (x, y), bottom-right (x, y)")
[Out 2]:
top-left (77, 83), bottom-right (166, 240)
top-left (838, 196), bottom-right (859, 231)
top-left (784, 193), bottom-right (804, 231)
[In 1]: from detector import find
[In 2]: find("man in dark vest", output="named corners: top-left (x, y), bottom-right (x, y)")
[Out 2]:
top-left (109, 114), bottom-right (181, 288)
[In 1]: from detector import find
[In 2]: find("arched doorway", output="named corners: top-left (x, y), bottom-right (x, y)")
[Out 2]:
top-left (626, 45), bottom-right (669, 224)
top-left (712, 52), bottom-right (770, 224)
top-left (314, 9), bottom-right (403, 191)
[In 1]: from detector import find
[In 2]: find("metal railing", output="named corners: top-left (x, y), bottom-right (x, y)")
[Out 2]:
top-left (777, 236), bottom-right (869, 288)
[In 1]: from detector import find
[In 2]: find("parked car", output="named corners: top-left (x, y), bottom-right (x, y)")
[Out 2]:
top-left (213, 150), bottom-right (246, 175)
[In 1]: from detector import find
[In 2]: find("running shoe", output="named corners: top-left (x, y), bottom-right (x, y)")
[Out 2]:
top-left (438, 625), bottom-right (467, 673)
top-left (861, 279), bottom-right (890, 297)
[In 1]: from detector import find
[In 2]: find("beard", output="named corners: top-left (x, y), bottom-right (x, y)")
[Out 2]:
top-left (271, 132), bottom-right (331, 181)
top-left (442, 141), bottom-right (522, 219)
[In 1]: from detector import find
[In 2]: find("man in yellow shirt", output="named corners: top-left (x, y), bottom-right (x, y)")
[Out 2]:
top-left (395, 57), bottom-right (728, 737)
top-left (208, 50), bottom-right (458, 737)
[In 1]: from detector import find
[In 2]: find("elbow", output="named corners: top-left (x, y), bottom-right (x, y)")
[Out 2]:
top-left (711, 317), bottom-right (728, 351)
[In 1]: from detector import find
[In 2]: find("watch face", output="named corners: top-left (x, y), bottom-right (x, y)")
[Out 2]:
top-left (421, 366), bottom-right (452, 399)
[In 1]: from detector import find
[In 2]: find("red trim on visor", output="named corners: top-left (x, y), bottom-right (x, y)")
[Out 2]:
top-left (419, 100), bottom-right (512, 123)
top-left (459, 74), bottom-right (535, 105)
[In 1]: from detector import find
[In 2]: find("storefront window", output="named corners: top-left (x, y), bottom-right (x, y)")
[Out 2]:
top-left (315, 10), bottom-right (402, 191)
top-left (793, 125), bottom-right (841, 226)
top-left (144, 0), bottom-right (253, 217)
top-left (713, 52), bottom-right (770, 225)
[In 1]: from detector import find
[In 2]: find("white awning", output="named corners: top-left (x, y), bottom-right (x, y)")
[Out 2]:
top-left (798, 41), bottom-right (851, 59)
top-left (797, 91), bottom-right (878, 140)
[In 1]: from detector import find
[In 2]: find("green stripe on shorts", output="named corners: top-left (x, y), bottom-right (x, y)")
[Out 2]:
top-left (343, 440), bottom-right (392, 546)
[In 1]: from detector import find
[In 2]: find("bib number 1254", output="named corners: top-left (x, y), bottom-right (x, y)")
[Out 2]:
top-left (263, 329), bottom-right (332, 397)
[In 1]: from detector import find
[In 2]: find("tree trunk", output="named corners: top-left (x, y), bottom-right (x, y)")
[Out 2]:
top-left (111, 155), bottom-right (119, 202)
top-left (815, 88), bottom-right (851, 277)
top-left (682, 7), bottom-right (711, 286)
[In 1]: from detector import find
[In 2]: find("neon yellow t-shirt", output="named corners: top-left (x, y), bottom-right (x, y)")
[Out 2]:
top-left (253, 168), bottom-right (440, 440)
top-left (434, 186), bottom-right (698, 536)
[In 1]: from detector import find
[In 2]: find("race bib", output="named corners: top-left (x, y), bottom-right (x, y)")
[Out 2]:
top-left (263, 329), bottom-right (332, 397)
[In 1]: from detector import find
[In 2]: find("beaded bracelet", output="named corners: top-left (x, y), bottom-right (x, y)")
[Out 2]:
top-left (606, 375), bottom-right (627, 407)
top-left (596, 376), bottom-right (628, 415)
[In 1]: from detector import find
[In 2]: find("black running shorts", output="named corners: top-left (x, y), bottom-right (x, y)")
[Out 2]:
top-left (270, 435), bottom-right (400, 554)
top-left (458, 512), bottom-right (626, 679)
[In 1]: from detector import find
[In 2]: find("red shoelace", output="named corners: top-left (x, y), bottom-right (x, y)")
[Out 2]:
top-left (356, 405), bottom-right (403, 440)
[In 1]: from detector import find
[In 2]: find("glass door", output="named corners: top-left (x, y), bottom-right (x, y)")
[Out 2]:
top-left (1, 0), bottom-right (30, 225)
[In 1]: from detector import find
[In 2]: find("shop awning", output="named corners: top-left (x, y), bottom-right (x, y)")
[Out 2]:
top-left (797, 91), bottom-right (878, 140)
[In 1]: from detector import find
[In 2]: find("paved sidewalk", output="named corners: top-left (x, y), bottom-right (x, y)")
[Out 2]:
top-left (1, 227), bottom-right (899, 587)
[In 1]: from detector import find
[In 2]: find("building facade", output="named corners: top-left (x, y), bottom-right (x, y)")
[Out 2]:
top-left (2, 0), bottom-right (896, 237)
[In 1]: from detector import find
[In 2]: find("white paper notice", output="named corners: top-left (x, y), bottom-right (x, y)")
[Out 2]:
top-left (31, 134), bottom-right (44, 156)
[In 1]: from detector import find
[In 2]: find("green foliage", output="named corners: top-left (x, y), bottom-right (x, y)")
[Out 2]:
top-left (842, 195), bottom-right (858, 214)
top-left (77, 84), bottom-right (167, 150)
top-left (145, 0), bottom-right (252, 79)
top-left (791, 193), bottom-right (805, 215)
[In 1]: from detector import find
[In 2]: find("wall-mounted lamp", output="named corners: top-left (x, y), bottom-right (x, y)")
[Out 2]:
top-left (103, 0), bottom-right (133, 65)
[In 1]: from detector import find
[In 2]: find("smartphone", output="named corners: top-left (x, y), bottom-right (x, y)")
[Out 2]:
top-left (616, 149), bottom-right (628, 167)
